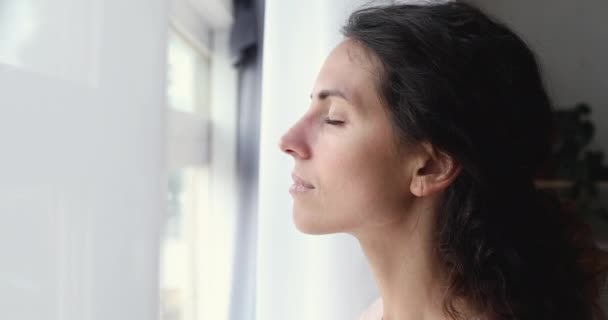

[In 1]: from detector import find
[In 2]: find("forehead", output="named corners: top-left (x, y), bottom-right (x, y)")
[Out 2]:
top-left (314, 39), bottom-right (381, 107)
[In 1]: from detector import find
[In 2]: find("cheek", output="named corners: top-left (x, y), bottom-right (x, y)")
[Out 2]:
top-left (317, 137), bottom-right (408, 226)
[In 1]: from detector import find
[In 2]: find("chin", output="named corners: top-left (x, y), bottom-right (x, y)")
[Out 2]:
top-left (292, 207), bottom-right (351, 235)
top-left (293, 210), bottom-right (328, 234)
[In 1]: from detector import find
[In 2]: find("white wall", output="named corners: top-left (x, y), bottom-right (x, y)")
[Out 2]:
top-left (470, 0), bottom-right (608, 151)
top-left (257, 1), bottom-right (377, 320)
top-left (0, 1), bottom-right (168, 319)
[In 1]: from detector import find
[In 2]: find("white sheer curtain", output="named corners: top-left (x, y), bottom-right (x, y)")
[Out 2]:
top-left (0, 1), bottom-right (167, 319)
top-left (257, 1), bottom-right (377, 319)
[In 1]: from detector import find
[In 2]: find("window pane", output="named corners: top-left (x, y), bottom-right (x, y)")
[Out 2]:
top-left (167, 30), bottom-right (210, 114)
top-left (160, 167), bottom-right (209, 320)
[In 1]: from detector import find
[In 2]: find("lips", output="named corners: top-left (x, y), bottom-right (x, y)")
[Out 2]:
top-left (291, 173), bottom-right (315, 189)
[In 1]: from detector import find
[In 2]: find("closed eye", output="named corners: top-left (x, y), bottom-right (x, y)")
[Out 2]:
top-left (324, 118), bottom-right (344, 126)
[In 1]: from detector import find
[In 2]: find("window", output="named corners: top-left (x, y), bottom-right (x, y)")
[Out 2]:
top-left (159, 1), bottom-right (237, 319)
top-left (167, 29), bottom-right (210, 115)
top-left (160, 27), bottom-right (211, 320)
top-left (161, 167), bottom-right (209, 320)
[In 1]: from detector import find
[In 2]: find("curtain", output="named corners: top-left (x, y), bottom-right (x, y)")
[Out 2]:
top-left (228, 0), bottom-right (264, 319)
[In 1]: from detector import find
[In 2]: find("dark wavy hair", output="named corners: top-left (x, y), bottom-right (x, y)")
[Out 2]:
top-left (342, 1), bottom-right (608, 319)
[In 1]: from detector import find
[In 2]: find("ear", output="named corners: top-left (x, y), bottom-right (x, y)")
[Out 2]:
top-left (409, 142), bottom-right (461, 197)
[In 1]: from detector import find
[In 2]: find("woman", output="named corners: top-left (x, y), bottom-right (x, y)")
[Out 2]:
top-left (279, 1), bottom-right (608, 319)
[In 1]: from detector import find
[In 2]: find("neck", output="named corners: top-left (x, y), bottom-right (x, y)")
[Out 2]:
top-left (352, 198), bottom-right (455, 320)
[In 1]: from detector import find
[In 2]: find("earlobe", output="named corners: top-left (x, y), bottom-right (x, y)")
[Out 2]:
top-left (409, 156), bottom-right (431, 197)
top-left (411, 176), bottom-right (425, 197)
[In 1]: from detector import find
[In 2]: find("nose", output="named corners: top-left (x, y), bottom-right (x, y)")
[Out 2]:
top-left (278, 121), bottom-right (311, 160)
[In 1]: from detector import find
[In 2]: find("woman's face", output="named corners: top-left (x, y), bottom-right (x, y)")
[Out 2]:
top-left (279, 39), bottom-right (417, 235)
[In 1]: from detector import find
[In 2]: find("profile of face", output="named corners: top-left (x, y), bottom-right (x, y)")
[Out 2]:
top-left (279, 39), bottom-right (425, 236)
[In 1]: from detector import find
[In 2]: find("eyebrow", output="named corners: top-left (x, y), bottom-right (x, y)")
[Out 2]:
top-left (310, 89), bottom-right (350, 102)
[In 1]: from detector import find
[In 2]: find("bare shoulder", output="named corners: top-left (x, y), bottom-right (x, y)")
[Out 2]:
top-left (358, 297), bottom-right (383, 320)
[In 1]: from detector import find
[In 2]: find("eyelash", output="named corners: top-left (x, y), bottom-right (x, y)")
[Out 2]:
top-left (323, 118), bottom-right (344, 126)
